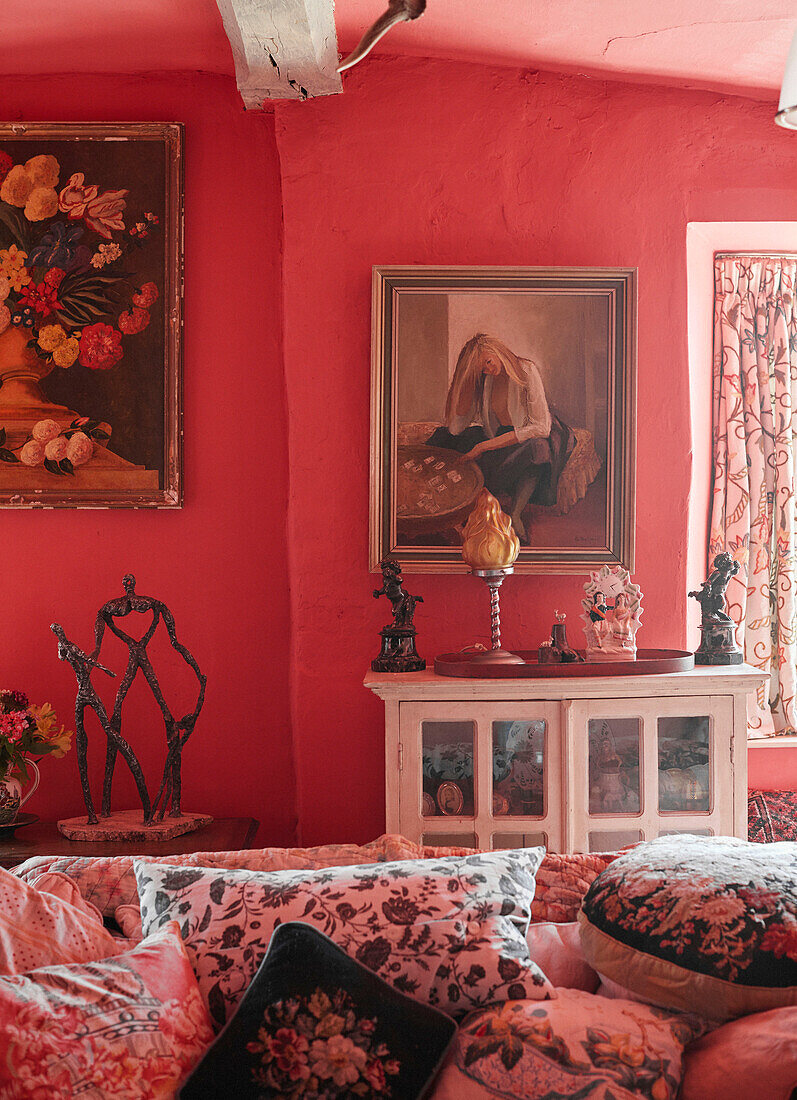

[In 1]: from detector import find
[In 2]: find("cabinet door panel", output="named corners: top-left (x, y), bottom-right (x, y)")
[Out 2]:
top-left (569, 696), bottom-right (734, 852)
top-left (399, 701), bottom-right (561, 850)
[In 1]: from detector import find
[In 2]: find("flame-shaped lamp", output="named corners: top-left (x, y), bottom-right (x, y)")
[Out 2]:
top-left (461, 489), bottom-right (524, 665)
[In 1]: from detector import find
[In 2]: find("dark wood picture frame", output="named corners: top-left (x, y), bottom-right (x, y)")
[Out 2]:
top-left (370, 266), bottom-right (636, 573)
top-left (0, 122), bottom-right (183, 508)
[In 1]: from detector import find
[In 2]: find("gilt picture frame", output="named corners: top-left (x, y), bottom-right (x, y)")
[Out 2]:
top-left (0, 122), bottom-right (183, 508)
top-left (370, 266), bottom-right (636, 573)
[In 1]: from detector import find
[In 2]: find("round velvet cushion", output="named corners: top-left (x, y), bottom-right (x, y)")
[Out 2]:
top-left (577, 834), bottom-right (797, 1022)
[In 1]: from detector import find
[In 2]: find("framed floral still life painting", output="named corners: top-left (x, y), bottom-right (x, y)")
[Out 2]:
top-left (0, 122), bottom-right (182, 507)
top-left (370, 266), bottom-right (636, 573)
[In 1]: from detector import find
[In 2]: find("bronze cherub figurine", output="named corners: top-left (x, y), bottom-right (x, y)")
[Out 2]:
top-left (372, 558), bottom-right (425, 672)
top-left (689, 552), bottom-right (743, 664)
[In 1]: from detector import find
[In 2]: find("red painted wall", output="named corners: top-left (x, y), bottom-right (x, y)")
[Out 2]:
top-left (2, 73), bottom-right (296, 843)
top-left (7, 58), bottom-right (796, 845)
top-left (275, 59), bottom-right (797, 844)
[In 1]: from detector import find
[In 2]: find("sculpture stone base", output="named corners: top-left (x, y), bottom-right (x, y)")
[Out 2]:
top-left (694, 622), bottom-right (743, 665)
top-left (57, 809), bottom-right (213, 842)
top-left (372, 626), bottom-right (425, 673)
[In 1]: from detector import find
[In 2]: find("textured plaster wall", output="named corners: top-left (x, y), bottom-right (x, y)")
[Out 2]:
top-left (276, 57), bottom-right (797, 844)
top-left (6, 57), bottom-right (797, 841)
top-left (1, 72), bottom-right (296, 842)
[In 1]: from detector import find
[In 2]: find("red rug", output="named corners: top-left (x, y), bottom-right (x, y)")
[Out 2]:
top-left (748, 790), bottom-right (797, 842)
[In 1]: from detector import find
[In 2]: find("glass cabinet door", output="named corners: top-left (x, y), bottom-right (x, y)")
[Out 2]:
top-left (421, 720), bottom-right (475, 818)
top-left (657, 716), bottom-right (711, 814)
top-left (492, 720), bottom-right (546, 818)
top-left (568, 697), bottom-right (733, 853)
top-left (399, 702), bottom-right (561, 851)
top-left (588, 718), bottom-right (641, 816)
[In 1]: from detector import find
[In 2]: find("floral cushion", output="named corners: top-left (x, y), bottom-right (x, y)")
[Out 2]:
top-left (579, 834), bottom-right (797, 1021)
top-left (181, 920), bottom-right (456, 1099)
top-left (429, 988), bottom-right (705, 1100)
top-left (0, 863), bottom-right (123, 974)
top-left (13, 838), bottom-right (616, 924)
top-left (135, 849), bottom-right (552, 1028)
top-left (12, 834), bottom-right (472, 918)
top-left (0, 921), bottom-right (213, 1099)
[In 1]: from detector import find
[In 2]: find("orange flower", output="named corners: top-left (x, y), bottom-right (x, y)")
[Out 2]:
top-left (592, 1032), bottom-right (646, 1068)
top-left (132, 281), bottom-right (159, 308)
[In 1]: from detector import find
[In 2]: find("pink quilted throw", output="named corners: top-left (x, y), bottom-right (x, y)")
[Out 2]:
top-left (12, 834), bottom-right (448, 918)
top-left (0, 865), bottom-right (122, 974)
top-left (0, 922), bottom-right (213, 1099)
top-left (530, 852), bottom-right (617, 923)
top-left (13, 837), bottom-right (618, 930)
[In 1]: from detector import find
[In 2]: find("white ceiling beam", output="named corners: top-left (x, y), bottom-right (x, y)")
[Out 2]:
top-left (215, 0), bottom-right (342, 105)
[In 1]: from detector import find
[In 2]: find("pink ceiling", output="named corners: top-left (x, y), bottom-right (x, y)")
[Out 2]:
top-left (2, 0), bottom-right (794, 99)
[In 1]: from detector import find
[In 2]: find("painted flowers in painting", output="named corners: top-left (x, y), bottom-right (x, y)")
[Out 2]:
top-left (246, 986), bottom-right (400, 1098)
top-left (0, 151), bottom-right (159, 476)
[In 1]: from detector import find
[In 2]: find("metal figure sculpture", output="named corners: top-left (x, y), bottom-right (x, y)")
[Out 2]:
top-left (50, 623), bottom-right (151, 825)
top-left (372, 558), bottom-right (425, 672)
top-left (689, 552), bottom-right (743, 664)
top-left (53, 574), bottom-right (207, 827)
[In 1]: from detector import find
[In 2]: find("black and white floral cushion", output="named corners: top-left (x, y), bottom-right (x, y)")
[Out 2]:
top-left (135, 848), bottom-right (552, 1028)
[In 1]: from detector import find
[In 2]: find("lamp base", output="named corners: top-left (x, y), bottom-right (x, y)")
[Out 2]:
top-left (467, 648), bottom-right (525, 665)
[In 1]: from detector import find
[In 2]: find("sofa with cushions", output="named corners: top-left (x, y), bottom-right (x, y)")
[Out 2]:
top-left (1, 833), bottom-right (795, 1099)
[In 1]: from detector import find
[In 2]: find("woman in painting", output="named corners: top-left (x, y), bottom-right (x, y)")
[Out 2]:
top-left (427, 334), bottom-right (576, 540)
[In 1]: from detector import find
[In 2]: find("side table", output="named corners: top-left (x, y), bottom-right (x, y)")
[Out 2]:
top-left (0, 817), bottom-right (260, 870)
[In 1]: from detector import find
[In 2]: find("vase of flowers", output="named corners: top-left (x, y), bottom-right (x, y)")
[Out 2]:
top-left (0, 690), bottom-right (72, 825)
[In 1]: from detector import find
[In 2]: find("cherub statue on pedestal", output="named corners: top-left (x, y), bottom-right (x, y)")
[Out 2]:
top-left (372, 558), bottom-right (425, 672)
top-left (581, 566), bottom-right (643, 662)
top-left (688, 552), bottom-right (742, 665)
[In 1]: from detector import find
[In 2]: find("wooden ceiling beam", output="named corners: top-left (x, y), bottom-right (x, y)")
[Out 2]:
top-left (215, 0), bottom-right (342, 105)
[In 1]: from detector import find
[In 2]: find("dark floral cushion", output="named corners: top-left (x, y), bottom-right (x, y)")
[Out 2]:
top-left (135, 848), bottom-right (552, 1029)
top-left (430, 988), bottom-right (706, 1100)
top-left (579, 834), bottom-right (797, 1021)
top-left (180, 921), bottom-right (456, 1099)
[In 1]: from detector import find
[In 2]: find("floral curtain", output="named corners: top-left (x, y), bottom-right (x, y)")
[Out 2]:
top-left (709, 255), bottom-right (797, 737)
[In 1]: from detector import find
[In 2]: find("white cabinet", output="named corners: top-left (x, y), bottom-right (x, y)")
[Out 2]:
top-left (365, 666), bottom-right (766, 853)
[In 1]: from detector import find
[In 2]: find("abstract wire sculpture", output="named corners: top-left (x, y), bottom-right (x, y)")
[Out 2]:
top-left (52, 574), bottom-right (207, 832)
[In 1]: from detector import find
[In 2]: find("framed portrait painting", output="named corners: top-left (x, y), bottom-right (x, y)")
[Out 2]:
top-left (370, 266), bottom-right (636, 573)
top-left (0, 122), bottom-right (182, 507)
